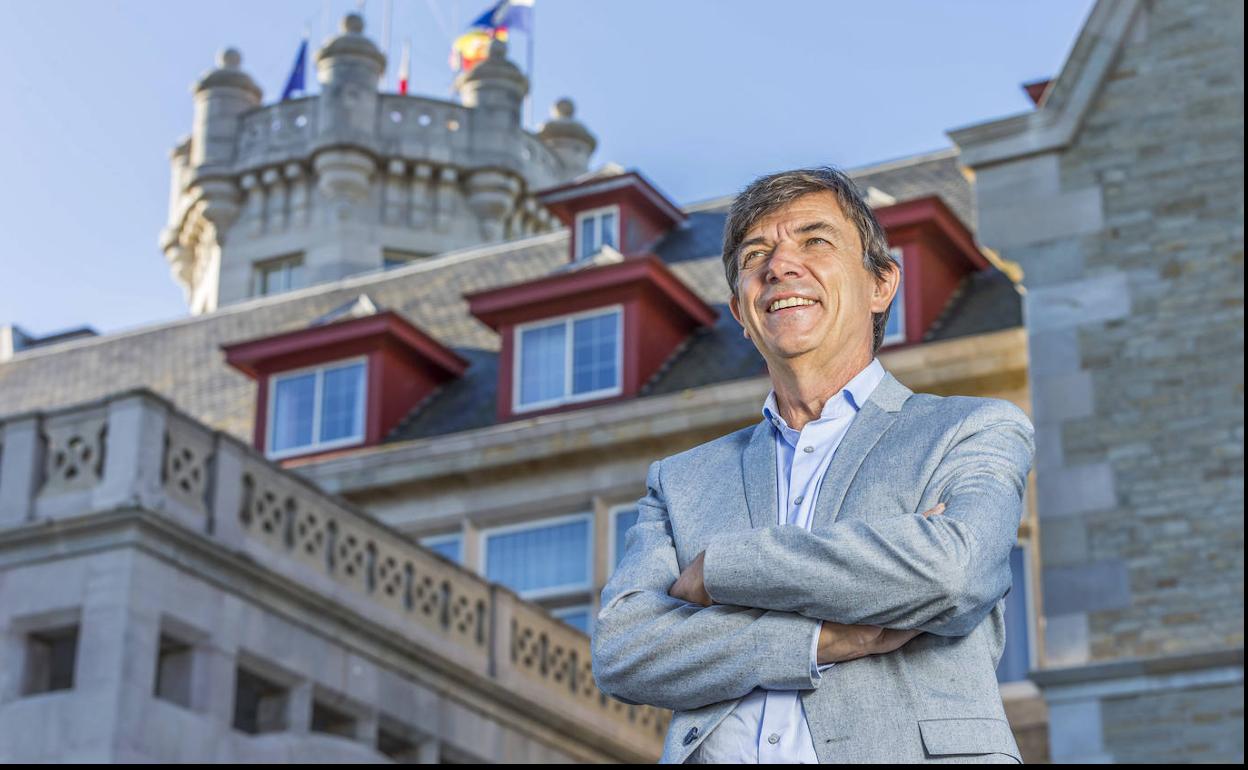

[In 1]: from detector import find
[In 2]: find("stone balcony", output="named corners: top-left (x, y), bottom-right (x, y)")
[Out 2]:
top-left (0, 388), bottom-right (667, 762)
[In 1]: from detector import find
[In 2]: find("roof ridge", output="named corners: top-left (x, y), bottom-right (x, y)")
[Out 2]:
top-left (678, 147), bottom-right (961, 214)
top-left (1, 230), bottom-right (568, 366)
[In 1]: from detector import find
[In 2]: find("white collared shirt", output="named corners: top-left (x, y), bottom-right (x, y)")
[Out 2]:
top-left (692, 357), bottom-right (887, 763)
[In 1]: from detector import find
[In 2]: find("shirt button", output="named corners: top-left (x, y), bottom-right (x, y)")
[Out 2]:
top-left (803, 445), bottom-right (815, 453)
top-left (768, 733), bottom-right (780, 745)
top-left (794, 495), bottom-right (804, 505)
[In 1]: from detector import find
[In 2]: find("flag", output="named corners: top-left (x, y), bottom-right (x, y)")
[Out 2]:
top-left (490, 0), bottom-right (533, 33)
top-left (281, 38), bottom-right (307, 100)
top-left (449, 26), bottom-right (507, 73)
top-left (398, 39), bottom-right (411, 94)
top-left (449, 0), bottom-right (532, 73)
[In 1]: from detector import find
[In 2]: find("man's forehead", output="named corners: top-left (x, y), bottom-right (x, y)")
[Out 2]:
top-left (743, 191), bottom-right (854, 239)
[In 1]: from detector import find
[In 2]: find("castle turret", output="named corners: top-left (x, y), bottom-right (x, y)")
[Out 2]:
top-left (190, 48), bottom-right (261, 169)
top-left (315, 12), bottom-right (385, 141)
top-left (163, 13), bottom-right (594, 314)
top-left (538, 98), bottom-right (597, 178)
top-left (454, 39), bottom-right (530, 240)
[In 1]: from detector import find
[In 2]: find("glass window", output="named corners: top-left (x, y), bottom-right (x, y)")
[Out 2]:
top-left (612, 506), bottom-right (639, 571)
top-left (883, 246), bottom-right (905, 345)
top-left (600, 211), bottom-right (617, 249)
top-left (996, 544), bottom-right (1032, 683)
top-left (383, 250), bottom-right (430, 270)
top-left (268, 358), bottom-right (366, 457)
top-left (271, 372), bottom-right (316, 453)
top-left (575, 206), bottom-right (620, 259)
top-left (483, 515), bottom-right (591, 598)
top-left (421, 534), bottom-right (462, 564)
top-left (579, 217), bottom-right (597, 259)
top-left (519, 322), bottom-right (566, 405)
top-left (515, 307), bottom-right (622, 411)
top-left (255, 254), bottom-right (304, 297)
top-left (572, 312), bottom-right (619, 394)
top-left (320, 363), bottom-right (365, 442)
top-left (551, 606), bottom-right (592, 635)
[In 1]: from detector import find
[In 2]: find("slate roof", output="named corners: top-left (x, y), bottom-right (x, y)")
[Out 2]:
top-left (0, 148), bottom-right (1019, 448)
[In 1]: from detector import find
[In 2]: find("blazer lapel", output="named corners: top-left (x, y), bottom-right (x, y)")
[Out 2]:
top-left (741, 419), bottom-right (778, 530)
top-left (808, 371), bottom-right (913, 532)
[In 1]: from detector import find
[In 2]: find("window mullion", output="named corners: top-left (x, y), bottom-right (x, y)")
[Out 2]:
top-left (565, 317), bottom-right (574, 399)
top-left (311, 366), bottom-right (323, 448)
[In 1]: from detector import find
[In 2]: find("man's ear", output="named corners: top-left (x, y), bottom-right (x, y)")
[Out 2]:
top-left (729, 291), bottom-right (749, 340)
top-left (870, 259), bottom-right (902, 313)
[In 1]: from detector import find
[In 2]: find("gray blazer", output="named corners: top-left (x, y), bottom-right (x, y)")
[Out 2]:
top-left (591, 371), bottom-right (1035, 763)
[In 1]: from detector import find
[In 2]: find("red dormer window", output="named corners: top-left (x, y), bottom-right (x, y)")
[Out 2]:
top-left (874, 196), bottom-right (992, 349)
top-left (267, 355), bottom-right (369, 459)
top-left (221, 303), bottom-right (468, 463)
top-left (465, 255), bottom-right (716, 422)
top-left (537, 170), bottom-right (686, 262)
top-left (514, 304), bottom-right (624, 413)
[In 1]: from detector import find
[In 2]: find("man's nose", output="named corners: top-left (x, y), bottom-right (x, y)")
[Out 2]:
top-left (766, 242), bottom-right (806, 281)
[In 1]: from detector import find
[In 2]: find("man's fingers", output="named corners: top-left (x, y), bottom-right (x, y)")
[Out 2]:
top-left (922, 502), bottom-right (947, 518)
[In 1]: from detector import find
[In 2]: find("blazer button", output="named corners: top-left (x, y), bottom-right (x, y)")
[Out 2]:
top-left (683, 727), bottom-right (699, 745)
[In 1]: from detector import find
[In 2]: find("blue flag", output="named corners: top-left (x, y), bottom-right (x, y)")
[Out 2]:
top-left (479, 0), bottom-right (533, 33)
top-left (281, 38), bottom-right (307, 100)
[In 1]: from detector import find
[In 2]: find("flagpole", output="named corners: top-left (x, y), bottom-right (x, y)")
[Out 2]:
top-left (381, 0), bottom-right (393, 88)
top-left (525, 5), bottom-right (534, 130)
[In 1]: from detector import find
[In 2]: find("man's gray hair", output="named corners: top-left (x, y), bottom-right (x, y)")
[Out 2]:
top-left (721, 165), bottom-right (899, 354)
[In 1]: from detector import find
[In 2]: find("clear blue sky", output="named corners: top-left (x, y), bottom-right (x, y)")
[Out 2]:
top-left (0, 0), bottom-right (1094, 339)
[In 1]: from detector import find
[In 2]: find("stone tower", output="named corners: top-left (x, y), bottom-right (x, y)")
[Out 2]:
top-left (161, 12), bottom-right (597, 313)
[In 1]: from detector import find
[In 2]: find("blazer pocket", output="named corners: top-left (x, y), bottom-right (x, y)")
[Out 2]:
top-left (917, 717), bottom-right (1022, 763)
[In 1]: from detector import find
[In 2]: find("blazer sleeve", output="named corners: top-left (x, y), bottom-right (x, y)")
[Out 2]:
top-left (701, 400), bottom-right (1035, 639)
top-left (591, 458), bottom-right (826, 712)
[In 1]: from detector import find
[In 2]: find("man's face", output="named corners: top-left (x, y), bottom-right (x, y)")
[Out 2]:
top-left (728, 191), bottom-right (898, 368)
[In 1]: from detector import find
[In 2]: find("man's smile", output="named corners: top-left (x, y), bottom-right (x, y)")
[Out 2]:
top-left (764, 291), bottom-right (822, 317)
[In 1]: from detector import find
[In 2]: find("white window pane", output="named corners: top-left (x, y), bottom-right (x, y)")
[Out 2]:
top-left (485, 519), bottom-right (589, 593)
top-left (613, 507), bottom-right (639, 571)
top-left (572, 311), bottom-right (618, 394)
top-left (272, 373), bottom-right (316, 451)
top-left (287, 261), bottom-right (304, 290)
top-left (519, 323), bottom-right (566, 404)
top-left (319, 362), bottom-right (365, 442)
top-left (600, 212), bottom-right (617, 249)
top-left (997, 545), bottom-right (1031, 683)
top-left (580, 216), bottom-right (596, 258)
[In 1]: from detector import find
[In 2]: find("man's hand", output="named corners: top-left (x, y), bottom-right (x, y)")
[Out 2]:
top-left (668, 550), bottom-right (713, 606)
top-left (817, 502), bottom-right (946, 665)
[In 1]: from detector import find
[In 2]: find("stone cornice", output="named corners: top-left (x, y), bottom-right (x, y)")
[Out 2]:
top-left (947, 0), bottom-right (1143, 167)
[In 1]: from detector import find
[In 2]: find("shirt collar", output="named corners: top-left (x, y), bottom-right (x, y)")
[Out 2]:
top-left (761, 357), bottom-right (887, 430)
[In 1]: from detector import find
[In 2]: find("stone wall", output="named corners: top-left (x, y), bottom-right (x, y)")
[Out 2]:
top-left (952, 0), bottom-right (1243, 762)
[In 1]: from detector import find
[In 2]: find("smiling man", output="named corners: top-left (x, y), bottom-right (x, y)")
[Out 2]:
top-left (591, 166), bottom-right (1035, 763)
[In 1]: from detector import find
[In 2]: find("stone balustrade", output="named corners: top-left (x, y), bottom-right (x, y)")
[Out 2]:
top-left (0, 387), bottom-right (668, 758)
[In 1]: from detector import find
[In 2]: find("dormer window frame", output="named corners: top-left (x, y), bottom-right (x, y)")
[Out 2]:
top-left (265, 354), bottom-right (369, 460)
top-left (573, 204), bottom-right (620, 260)
top-left (882, 245), bottom-right (906, 347)
top-left (511, 303), bottom-right (625, 414)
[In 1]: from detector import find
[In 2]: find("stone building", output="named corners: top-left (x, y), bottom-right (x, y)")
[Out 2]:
top-left (949, 0), bottom-right (1243, 762)
top-left (0, 0), bottom-right (1240, 763)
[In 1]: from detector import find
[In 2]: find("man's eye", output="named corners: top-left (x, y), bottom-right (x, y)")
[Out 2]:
top-left (807, 237), bottom-right (828, 246)
top-left (742, 251), bottom-right (763, 266)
